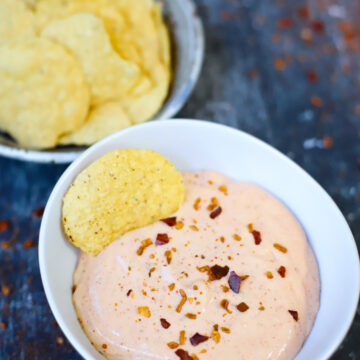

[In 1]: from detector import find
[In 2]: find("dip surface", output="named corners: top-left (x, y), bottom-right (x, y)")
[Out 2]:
top-left (73, 171), bottom-right (320, 360)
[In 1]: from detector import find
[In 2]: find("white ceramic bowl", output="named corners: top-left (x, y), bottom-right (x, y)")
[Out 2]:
top-left (0, 0), bottom-right (204, 164)
top-left (39, 119), bottom-right (360, 360)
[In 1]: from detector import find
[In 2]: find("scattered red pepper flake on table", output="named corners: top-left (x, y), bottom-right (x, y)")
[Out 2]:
top-left (148, 267), bottom-right (156, 277)
top-left (161, 217), bottom-right (177, 227)
top-left (175, 349), bottom-right (193, 360)
top-left (212, 324), bottom-right (221, 343)
top-left (126, 289), bottom-right (132, 296)
top-left (0, 220), bottom-right (9, 232)
top-left (266, 271), bottom-right (273, 279)
top-left (297, 6), bottom-right (310, 19)
top-left (185, 313), bottom-right (197, 319)
top-left (339, 21), bottom-right (356, 42)
top-left (274, 58), bottom-right (286, 71)
top-left (207, 197), bottom-right (219, 211)
top-left (301, 28), bottom-right (312, 41)
top-left (168, 341), bottom-right (179, 349)
top-left (310, 96), bottom-right (323, 107)
top-left (102, 344), bottom-right (107, 349)
top-left (190, 332), bottom-right (209, 346)
top-left (311, 20), bottom-right (324, 33)
top-left (176, 221), bottom-right (184, 230)
top-left (164, 250), bottom-right (172, 264)
top-left (138, 306), bottom-right (151, 318)
top-left (0, 322), bottom-right (7, 330)
top-left (323, 136), bottom-right (333, 149)
top-left (155, 233), bottom-right (169, 245)
top-left (288, 310), bottom-right (299, 321)
top-left (277, 17), bottom-right (292, 28)
top-left (221, 327), bottom-right (230, 333)
top-left (160, 318), bottom-right (171, 329)
top-left (277, 266), bottom-right (286, 278)
top-left (32, 206), bottom-right (44, 218)
top-left (233, 233), bottom-right (241, 241)
top-left (218, 185), bottom-right (228, 195)
top-left (273, 243), bottom-right (288, 253)
top-left (1, 285), bottom-right (10, 296)
top-left (307, 71), bottom-right (318, 82)
top-left (209, 206), bottom-right (222, 219)
top-left (23, 238), bottom-right (34, 249)
top-left (236, 302), bottom-right (249, 312)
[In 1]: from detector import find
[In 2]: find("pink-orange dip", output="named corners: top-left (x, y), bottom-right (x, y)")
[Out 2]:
top-left (73, 171), bottom-right (320, 360)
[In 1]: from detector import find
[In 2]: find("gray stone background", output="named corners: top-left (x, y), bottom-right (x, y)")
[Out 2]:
top-left (0, 0), bottom-right (359, 358)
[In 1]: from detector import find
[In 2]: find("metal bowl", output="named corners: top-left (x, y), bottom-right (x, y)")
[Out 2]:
top-left (0, 0), bottom-right (204, 163)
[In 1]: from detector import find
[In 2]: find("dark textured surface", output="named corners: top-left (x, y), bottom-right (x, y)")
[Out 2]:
top-left (1, 0), bottom-right (360, 359)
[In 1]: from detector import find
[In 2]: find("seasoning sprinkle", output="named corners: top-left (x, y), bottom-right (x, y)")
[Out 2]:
top-left (190, 333), bottom-right (209, 346)
top-left (185, 313), bottom-right (197, 320)
top-left (220, 299), bottom-right (232, 314)
top-left (138, 306), bottom-right (151, 318)
top-left (273, 243), bottom-right (288, 253)
top-left (168, 342), bottom-right (179, 349)
top-left (193, 197), bottom-right (201, 210)
top-left (278, 266), bottom-right (286, 278)
top-left (160, 318), bottom-right (170, 329)
top-left (179, 330), bottom-right (186, 345)
top-left (175, 349), bottom-right (193, 360)
top-left (251, 230), bottom-right (262, 245)
top-left (175, 221), bottom-right (184, 230)
top-left (266, 271), bottom-right (273, 279)
top-left (126, 289), bottom-right (132, 296)
top-left (212, 325), bottom-right (221, 343)
top-left (233, 233), bottom-right (242, 241)
top-left (161, 217), bottom-right (177, 227)
top-left (164, 250), bottom-right (172, 264)
top-left (176, 289), bottom-right (187, 313)
top-left (209, 264), bottom-right (229, 280)
top-left (156, 233), bottom-right (170, 245)
top-left (210, 206), bottom-right (222, 219)
top-left (221, 327), bottom-right (230, 333)
top-left (236, 302), bottom-right (249, 312)
top-left (136, 238), bottom-right (153, 256)
top-left (289, 310), bottom-right (299, 321)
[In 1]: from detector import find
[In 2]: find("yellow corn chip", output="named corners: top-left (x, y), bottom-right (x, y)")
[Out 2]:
top-left (62, 149), bottom-right (184, 255)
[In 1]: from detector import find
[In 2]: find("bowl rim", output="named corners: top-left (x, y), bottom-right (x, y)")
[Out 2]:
top-left (0, 0), bottom-right (204, 164)
top-left (39, 119), bottom-right (360, 360)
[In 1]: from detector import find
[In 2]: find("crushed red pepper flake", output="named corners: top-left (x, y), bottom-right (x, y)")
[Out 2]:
top-left (220, 299), bottom-right (232, 314)
top-left (193, 198), bottom-right (201, 210)
top-left (185, 313), bottom-right (197, 320)
top-left (168, 283), bottom-right (175, 291)
top-left (221, 327), bottom-right (230, 333)
top-left (192, 354), bottom-right (199, 360)
top-left (339, 21), bottom-right (356, 42)
top-left (289, 310), bottom-right (299, 321)
top-left (301, 28), bottom-right (312, 41)
top-left (278, 266), bottom-right (286, 278)
top-left (189, 225), bottom-right (199, 231)
top-left (0, 220), bottom-right (9, 232)
top-left (209, 206), bottom-right (222, 219)
top-left (168, 342), bottom-right (179, 349)
top-left (259, 306), bottom-right (265, 311)
top-left (277, 17), bottom-right (292, 28)
top-left (138, 306), bottom-right (151, 318)
top-left (323, 136), bottom-right (333, 149)
top-left (137, 238), bottom-right (153, 255)
top-left (251, 230), bottom-right (262, 245)
top-left (160, 318), bottom-right (171, 329)
top-left (175, 221), bottom-right (184, 230)
top-left (209, 264), bottom-right (229, 280)
top-left (247, 223), bottom-right (253, 232)
top-left (297, 6), bottom-right (310, 19)
top-left (266, 271), bottom-right (274, 279)
top-left (148, 267), bottom-right (156, 277)
top-left (355, 105), bottom-right (360, 115)
top-left (56, 336), bottom-right (64, 345)
top-left (273, 243), bottom-right (288, 253)
top-left (23, 238), bottom-right (34, 249)
top-left (207, 197), bottom-right (219, 211)
top-left (1, 285), bottom-right (10, 296)
top-left (179, 330), bottom-right (186, 345)
top-left (102, 344), bottom-right (107, 349)
top-left (176, 289), bottom-right (187, 313)
top-left (221, 285), bottom-right (230, 293)
top-left (307, 71), bottom-right (318, 82)
top-left (311, 96), bottom-right (323, 107)
top-left (190, 333), bottom-right (209, 346)
top-left (233, 233), bottom-right (242, 241)
top-left (311, 20), bottom-right (324, 33)
top-left (274, 58), bottom-right (286, 71)
top-left (32, 206), bottom-right (44, 218)
top-left (175, 349), bottom-right (193, 360)
top-left (248, 68), bottom-right (259, 79)
top-left (236, 302), bottom-right (249, 312)
top-left (228, 272), bottom-right (248, 293)
top-left (0, 322), bottom-right (7, 330)
top-left (155, 233), bottom-right (170, 246)
top-left (218, 185), bottom-right (228, 195)
top-left (161, 217), bottom-right (177, 227)
top-left (164, 250), bottom-right (172, 264)
top-left (126, 289), bottom-right (132, 296)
